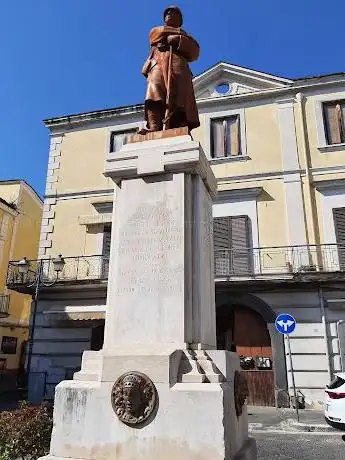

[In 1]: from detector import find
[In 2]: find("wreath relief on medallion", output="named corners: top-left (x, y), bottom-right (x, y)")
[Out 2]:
top-left (111, 371), bottom-right (157, 426)
top-left (234, 370), bottom-right (249, 417)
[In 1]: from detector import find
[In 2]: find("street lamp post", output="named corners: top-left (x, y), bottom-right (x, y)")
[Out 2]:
top-left (17, 255), bottom-right (65, 386)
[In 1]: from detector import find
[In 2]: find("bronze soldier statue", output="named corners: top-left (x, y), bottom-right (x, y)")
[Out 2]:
top-left (140, 6), bottom-right (200, 133)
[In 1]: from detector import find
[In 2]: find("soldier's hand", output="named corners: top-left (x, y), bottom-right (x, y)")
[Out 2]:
top-left (167, 35), bottom-right (180, 48)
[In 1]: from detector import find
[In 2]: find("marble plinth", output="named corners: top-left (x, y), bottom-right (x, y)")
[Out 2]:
top-left (42, 350), bottom-right (256, 460)
top-left (40, 135), bottom-right (256, 460)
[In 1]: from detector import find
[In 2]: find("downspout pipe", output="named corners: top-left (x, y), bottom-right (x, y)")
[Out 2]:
top-left (295, 92), bottom-right (317, 246)
top-left (319, 286), bottom-right (332, 380)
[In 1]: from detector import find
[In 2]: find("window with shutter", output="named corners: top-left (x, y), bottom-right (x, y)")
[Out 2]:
top-left (333, 208), bottom-right (345, 270)
top-left (213, 215), bottom-right (252, 276)
top-left (323, 101), bottom-right (345, 145)
top-left (211, 115), bottom-right (241, 158)
top-left (101, 225), bottom-right (111, 277)
top-left (110, 129), bottom-right (137, 153)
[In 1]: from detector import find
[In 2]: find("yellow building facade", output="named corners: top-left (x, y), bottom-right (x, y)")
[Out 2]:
top-left (0, 180), bottom-right (42, 389)
top-left (8, 63), bottom-right (345, 407)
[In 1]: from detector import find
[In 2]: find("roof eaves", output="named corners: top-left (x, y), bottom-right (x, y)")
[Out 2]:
top-left (293, 72), bottom-right (345, 82)
top-left (0, 196), bottom-right (17, 211)
top-left (0, 179), bottom-right (43, 204)
top-left (44, 103), bottom-right (144, 128)
top-left (42, 64), bottom-right (345, 128)
top-left (193, 61), bottom-right (294, 84)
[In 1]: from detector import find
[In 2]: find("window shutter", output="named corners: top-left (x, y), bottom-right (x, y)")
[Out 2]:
top-left (213, 216), bottom-right (252, 276)
top-left (102, 227), bottom-right (112, 258)
top-left (213, 217), bottom-right (231, 276)
top-left (324, 103), bottom-right (342, 145)
top-left (211, 119), bottom-right (226, 158)
top-left (230, 216), bottom-right (252, 274)
top-left (214, 217), bottom-right (231, 250)
top-left (340, 103), bottom-right (345, 142)
top-left (101, 226), bottom-right (111, 277)
top-left (211, 116), bottom-right (241, 158)
top-left (229, 116), bottom-right (240, 156)
top-left (333, 208), bottom-right (345, 269)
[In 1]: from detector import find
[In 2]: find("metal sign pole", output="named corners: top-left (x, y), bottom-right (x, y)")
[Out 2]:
top-left (286, 334), bottom-right (299, 422)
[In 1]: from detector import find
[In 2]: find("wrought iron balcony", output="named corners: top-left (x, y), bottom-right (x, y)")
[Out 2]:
top-left (214, 244), bottom-right (345, 278)
top-left (7, 255), bottom-right (110, 289)
top-left (6, 244), bottom-right (345, 292)
top-left (0, 295), bottom-right (10, 317)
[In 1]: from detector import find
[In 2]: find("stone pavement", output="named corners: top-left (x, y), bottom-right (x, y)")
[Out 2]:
top-left (248, 405), bottom-right (344, 433)
top-left (255, 431), bottom-right (345, 460)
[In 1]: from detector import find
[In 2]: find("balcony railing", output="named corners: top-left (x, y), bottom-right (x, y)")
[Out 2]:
top-left (0, 295), bottom-right (10, 316)
top-left (7, 255), bottom-right (110, 287)
top-left (214, 244), bottom-right (345, 277)
top-left (6, 244), bottom-right (345, 290)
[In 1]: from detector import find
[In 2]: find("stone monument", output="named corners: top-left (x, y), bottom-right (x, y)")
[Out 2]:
top-left (40, 6), bottom-right (256, 460)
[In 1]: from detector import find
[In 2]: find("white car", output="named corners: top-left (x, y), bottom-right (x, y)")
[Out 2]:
top-left (324, 372), bottom-right (345, 429)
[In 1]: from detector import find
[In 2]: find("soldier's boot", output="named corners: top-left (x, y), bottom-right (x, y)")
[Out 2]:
top-left (138, 102), bottom-right (165, 134)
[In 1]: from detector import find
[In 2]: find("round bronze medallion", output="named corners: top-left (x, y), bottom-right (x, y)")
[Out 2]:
top-left (111, 371), bottom-right (157, 426)
top-left (234, 370), bottom-right (249, 417)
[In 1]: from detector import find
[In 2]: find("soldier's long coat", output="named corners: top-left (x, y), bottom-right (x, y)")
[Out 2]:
top-left (142, 25), bottom-right (200, 130)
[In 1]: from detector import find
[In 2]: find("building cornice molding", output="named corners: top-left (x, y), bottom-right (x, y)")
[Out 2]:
top-left (79, 213), bottom-right (112, 226)
top-left (44, 104), bottom-right (144, 131)
top-left (215, 187), bottom-right (262, 202)
top-left (45, 188), bottom-right (113, 201)
top-left (198, 78), bottom-right (345, 109)
top-left (0, 200), bottom-right (18, 217)
top-left (314, 179), bottom-right (345, 192)
top-left (0, 179), bottom-right (43, 205)
top-left (43, 77), bottom-right (345, 132)
top-left (193, 62), bottom-right (293, 88)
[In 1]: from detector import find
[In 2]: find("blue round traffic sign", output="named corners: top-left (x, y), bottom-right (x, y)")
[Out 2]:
top-left (275, 313), bottom-right (296, 335)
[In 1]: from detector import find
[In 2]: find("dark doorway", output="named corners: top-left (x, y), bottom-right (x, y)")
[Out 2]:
top-left (91, 324), bottom-right (105, 351)
top-left (217, 305), bottom-right (275, 406)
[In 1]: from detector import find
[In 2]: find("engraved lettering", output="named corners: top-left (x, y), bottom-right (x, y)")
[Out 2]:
top-left (116, 202), bottom-right (183, 296)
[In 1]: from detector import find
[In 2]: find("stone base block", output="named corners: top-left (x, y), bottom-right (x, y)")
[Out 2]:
top-left (41, 350), bottom-right (256, 460)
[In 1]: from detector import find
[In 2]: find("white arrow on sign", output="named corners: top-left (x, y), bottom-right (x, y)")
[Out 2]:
top-left (277, 319), bottom-right (294, 332)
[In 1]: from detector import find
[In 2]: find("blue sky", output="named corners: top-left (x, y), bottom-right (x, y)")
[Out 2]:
top-left (0, 0), bottom-right (343, 197)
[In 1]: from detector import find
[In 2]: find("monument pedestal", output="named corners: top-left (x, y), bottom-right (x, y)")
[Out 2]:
top-left (41, 131), bottom-right (256, 460)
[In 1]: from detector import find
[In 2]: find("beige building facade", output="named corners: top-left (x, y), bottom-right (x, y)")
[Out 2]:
top-left (8, 62), bottom-right (345, 407)
top-left (0, 180), bottom-right (42, 389)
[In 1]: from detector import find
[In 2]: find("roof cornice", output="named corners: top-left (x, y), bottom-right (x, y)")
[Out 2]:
top-left (0, 179), bottom-right (43, 204)
top-left (0, 199), bottom-right (18, 216)
top-left (193, 62), bottom-right (294, 87)
top-left (43, 74), bottom-right (345, 132)
top-left (197, 77), bottom-right (345, 108)
top-left (44, 104), bottom-right (144, 131)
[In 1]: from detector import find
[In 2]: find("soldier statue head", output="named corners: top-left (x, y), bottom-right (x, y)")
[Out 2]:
top-left (164, 6), bottom-right (183, 27)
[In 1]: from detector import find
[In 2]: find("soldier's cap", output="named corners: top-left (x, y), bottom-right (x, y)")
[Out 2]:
top-left (164, 5), bottom-right (183, 25)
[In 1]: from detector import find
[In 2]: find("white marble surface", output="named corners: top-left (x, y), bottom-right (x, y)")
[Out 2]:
top-left (104, 173), bottom-right (187, 350)
top-left (45, 351), bottom-right (256, 460)
top-left (41, 136), bottom-right (256, 460)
